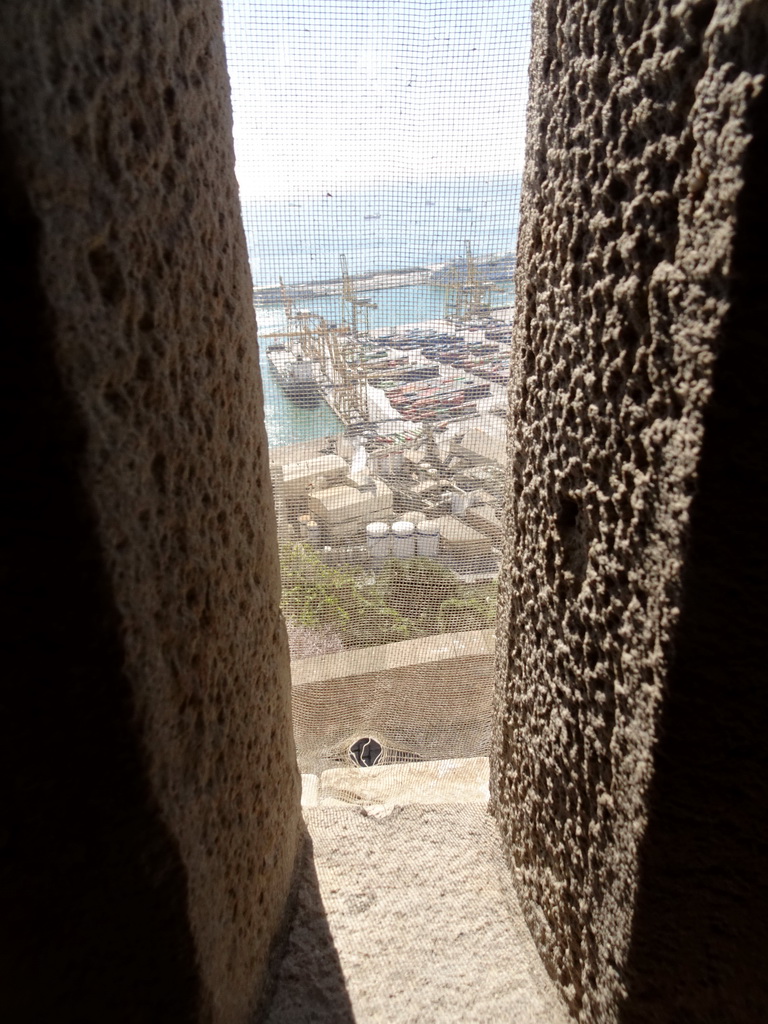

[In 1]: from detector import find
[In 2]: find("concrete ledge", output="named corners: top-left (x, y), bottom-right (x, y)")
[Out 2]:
top-left (301, 756), bottom-right (490, 810)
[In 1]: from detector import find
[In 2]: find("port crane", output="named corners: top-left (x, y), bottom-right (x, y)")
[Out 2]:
top-left (332, 254), bottom-right (378, 424)
top-left (443, 241), bottom-right (509, 322)
top-left (260, 267), bottom-right (375, 426)
top-left (257, 276), bottom-right (312, 349)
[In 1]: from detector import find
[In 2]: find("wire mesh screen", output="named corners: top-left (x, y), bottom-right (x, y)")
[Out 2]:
top-left (222, 0), bottom-right (530, 778)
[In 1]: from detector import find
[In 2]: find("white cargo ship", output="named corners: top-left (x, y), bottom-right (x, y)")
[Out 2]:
top-left (266, 344), bottom-right (322, 408)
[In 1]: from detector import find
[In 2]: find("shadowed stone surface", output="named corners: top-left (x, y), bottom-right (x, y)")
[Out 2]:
top-left (493, 1), bottom-right (768, 1022)
top-left (0, 3), bottom-right (300, 1021)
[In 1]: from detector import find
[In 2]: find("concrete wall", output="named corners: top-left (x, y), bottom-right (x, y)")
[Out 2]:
top-left (0, 3), bottom-right (300, 1022)
top-left (293, 631), bottom-right (494, 773)
top-left (492, 1), bottom-right (768, 1022)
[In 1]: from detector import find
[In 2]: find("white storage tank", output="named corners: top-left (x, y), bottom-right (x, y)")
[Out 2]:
top-left (415, 520), bottom-right (440, 558)
top-left (398, 512), bottom-right (425, 528)
top-left (366, 522), bottom-right (391, 563)
top-left (391, 520), bottom-right (416, 559)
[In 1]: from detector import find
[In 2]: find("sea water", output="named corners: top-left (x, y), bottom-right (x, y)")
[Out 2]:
top-left (242, 174), bottom-right (522, 288)
top-left (257, 341), bottom-right (345, 448)
top-left (241, 174), bottom-right (521, 446)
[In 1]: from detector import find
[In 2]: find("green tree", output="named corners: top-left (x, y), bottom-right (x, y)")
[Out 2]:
top-left (375, 557), bottom-right (459, 632)
top-left (437, 596), bottom-right (493, 632)
top-left (279, 543), bottom-right (412, 648)
top-left (279, 545), bottom-right (498, 650)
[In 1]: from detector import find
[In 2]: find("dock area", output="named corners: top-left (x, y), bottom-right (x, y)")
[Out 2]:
top-left (269, 310), bottom-right (511, 580)
top-left (263, 248), bottom-right (514, 580)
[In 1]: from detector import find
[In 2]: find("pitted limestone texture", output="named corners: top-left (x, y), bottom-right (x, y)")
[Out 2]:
top-left (493, 2), bottom-right (768, 1023)
top-left (1, 3), bottom-right (300, 1022)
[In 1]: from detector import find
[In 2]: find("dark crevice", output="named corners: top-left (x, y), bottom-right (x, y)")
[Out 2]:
top-left (618, 76), bottom-right (768, 1024)
top-left (0, 126), bottom-right (202, 1023)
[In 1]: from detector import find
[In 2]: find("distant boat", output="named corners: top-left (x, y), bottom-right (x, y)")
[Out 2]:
top-left (424, 201), bottom-right (435, 207)
top-left (266, 344), bottom-right (321, 408)
top-left (364, 213), bottom-right (382, 220)
top-left (456, 206), bottom-right (473, 212)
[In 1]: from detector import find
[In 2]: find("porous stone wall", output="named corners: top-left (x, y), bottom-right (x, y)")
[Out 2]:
top-left (492, 1), bottom-right (768, 1022)
top-left (0, 3), bottom-right (300, 1022)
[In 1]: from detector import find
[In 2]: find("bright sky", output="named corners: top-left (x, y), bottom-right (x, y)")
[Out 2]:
top-left (222, 0), bottom-right (531, 198)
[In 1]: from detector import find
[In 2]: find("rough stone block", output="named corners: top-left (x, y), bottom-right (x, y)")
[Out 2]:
top-left (0, 3), bottom-right (300, 1021)
top-left (492, 2), bottom-right (768, 1022)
